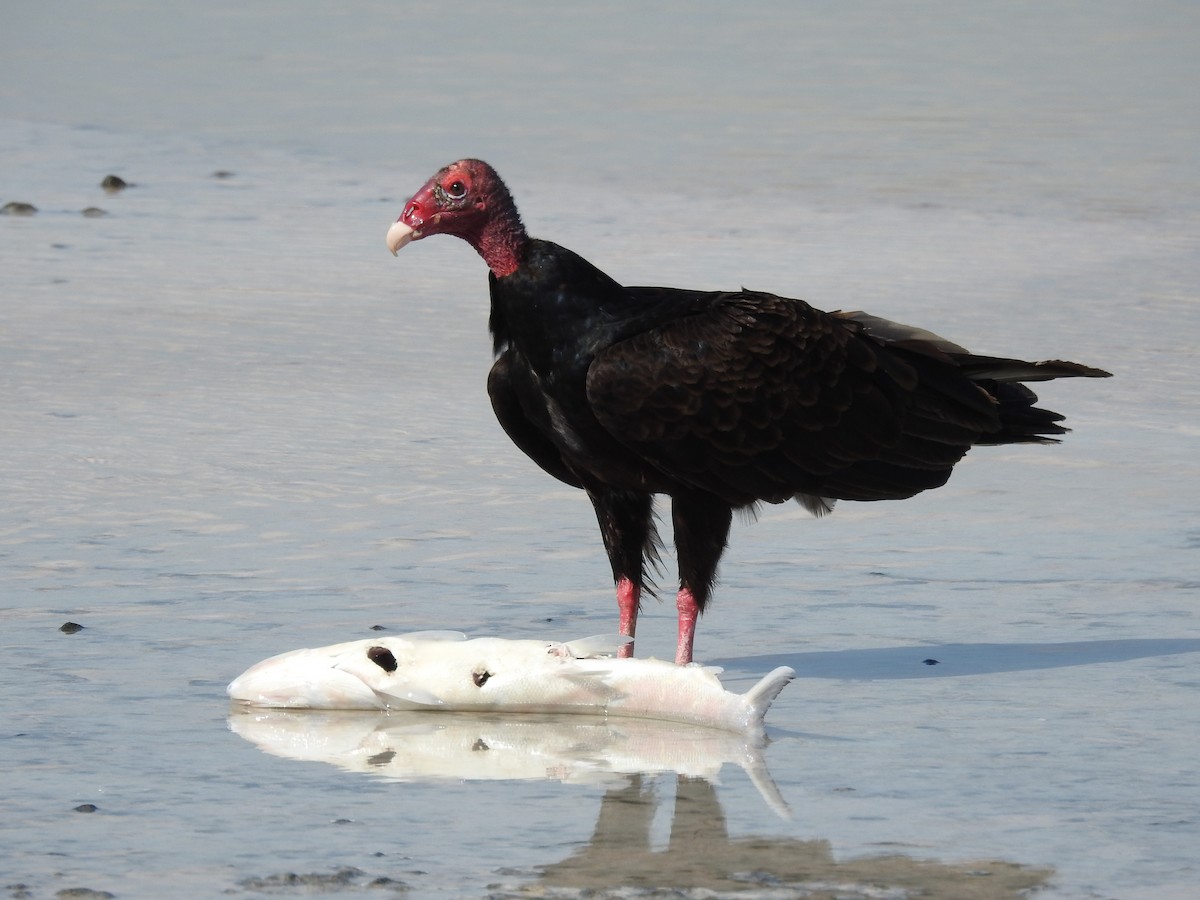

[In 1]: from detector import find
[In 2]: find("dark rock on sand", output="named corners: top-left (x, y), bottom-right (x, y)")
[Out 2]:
top-left (236, 867), bottom-right (408, 892)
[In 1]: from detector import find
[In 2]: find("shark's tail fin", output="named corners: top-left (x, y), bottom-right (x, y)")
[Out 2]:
top-left (744, 666), bottom-right (797, 722)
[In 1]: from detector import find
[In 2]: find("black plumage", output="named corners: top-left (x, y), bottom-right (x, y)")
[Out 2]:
top-left (387, 159), bottom-right (1111, 664)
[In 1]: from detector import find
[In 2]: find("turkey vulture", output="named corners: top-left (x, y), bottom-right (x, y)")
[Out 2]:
top-left (386, 159), bottom-right (1110, 664)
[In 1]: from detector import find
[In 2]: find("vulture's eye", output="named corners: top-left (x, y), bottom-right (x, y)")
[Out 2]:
top-left (446, 180), bottom-right (467, 199)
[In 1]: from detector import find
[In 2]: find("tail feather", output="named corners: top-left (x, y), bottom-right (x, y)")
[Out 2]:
top-left (978, 382), bottom-right (1069, 444)
top-left (954, 355), bottom-right (1111, 445)
top-left (842, 310), bottom-right (1113, 383)
top-left (954, 355), bottom-right (1113, 383)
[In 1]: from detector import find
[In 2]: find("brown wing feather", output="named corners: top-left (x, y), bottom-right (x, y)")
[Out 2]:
top-left (586, 291), bottom-right (1000, 507)
top-left (488, 353), bottom-right (585, 490)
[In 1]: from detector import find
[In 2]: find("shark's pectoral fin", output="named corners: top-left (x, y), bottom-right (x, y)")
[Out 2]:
top-left (555, 635), bottom-right (633, 659)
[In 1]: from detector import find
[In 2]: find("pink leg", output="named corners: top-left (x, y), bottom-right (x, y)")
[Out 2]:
top-left (675, 587), bottom-right (699, 665)
top-left (616, 577), bottom-right (640, 659)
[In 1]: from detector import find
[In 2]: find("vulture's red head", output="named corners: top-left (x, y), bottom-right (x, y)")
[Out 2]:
top-left (387, 159), bottom-right (526, 276)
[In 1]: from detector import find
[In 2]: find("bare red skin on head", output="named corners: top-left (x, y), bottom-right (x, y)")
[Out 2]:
top-left (395, 159), bottom-right (527, 278)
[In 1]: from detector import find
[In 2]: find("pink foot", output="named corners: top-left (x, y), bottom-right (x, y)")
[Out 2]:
top-left (616, 577), bottom-right (639, 659)
top-left (675, 587), bottom-right (699, 665)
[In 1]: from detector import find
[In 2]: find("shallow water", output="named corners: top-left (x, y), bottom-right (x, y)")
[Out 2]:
top-left (2, 2), bottom-right (1199, 898)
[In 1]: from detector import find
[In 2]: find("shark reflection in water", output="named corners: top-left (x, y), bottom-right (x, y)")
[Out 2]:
top-left (228, 710), bottom-right (1050, 898)
top-left (227, 708), bottom-right (790, 816)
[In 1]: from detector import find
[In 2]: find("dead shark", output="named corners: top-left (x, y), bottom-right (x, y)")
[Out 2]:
top-left (227, 632), bottom-right (795, 734)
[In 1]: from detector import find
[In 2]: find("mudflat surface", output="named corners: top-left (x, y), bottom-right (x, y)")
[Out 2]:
top-left (2, 3), bottom-right (1197, 897)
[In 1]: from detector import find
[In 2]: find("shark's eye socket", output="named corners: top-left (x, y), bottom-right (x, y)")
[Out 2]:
top-left (367, 646), bottom-right (398, 673)
top-left (472, 670), bottom-right (491, 687)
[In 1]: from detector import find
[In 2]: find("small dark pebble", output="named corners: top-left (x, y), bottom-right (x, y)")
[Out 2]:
top-left (238, 867), bottom-right (365, 891)
top-left (100, 174), bottom-right (128, 192)
top-left (55, 890), bottom-right (115, 900)
top-left (731, 870), bottom-right (785, 887)
top-left (366, 750), bottom-right (396, 767)
top-left (211, 170), bottom-right (235, 179)
top-left (60, 622), bottom-right (85, 634)
top-left (73, 803), bottom-right (98, 813)
top-left (81, 207), bottom-right (107, 218)
top-left (370, 624), bottom-right (387, 631)
top-left (2, 201), bottom-right (37, 216)
top-left (923, 658), bottom-right (940, 666)
top-left (368, 876), bottom-right (405, 888)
